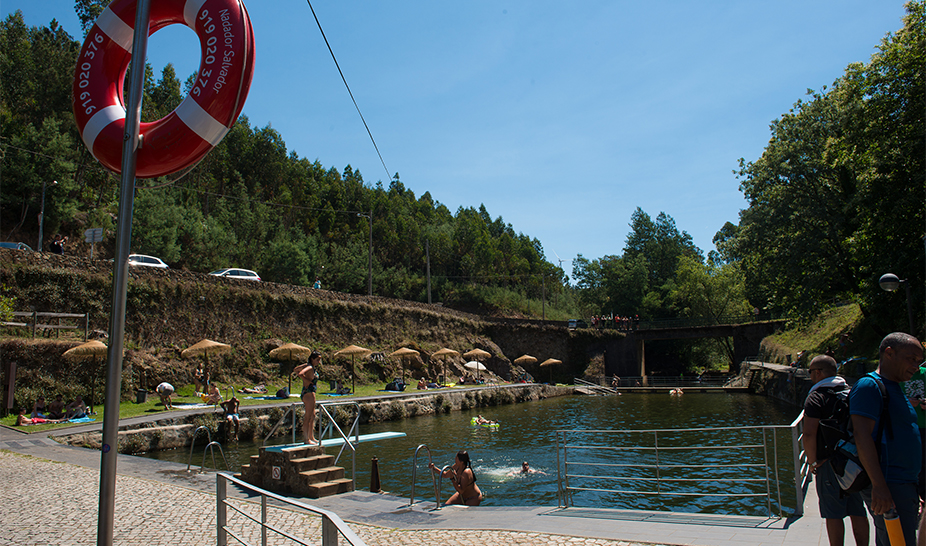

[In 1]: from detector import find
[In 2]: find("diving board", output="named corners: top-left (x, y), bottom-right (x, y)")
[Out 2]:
top-left (266, 431), bottom-right (406, 451)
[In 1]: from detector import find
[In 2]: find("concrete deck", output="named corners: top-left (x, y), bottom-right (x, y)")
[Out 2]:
top-left (0, 408), bottom-right (848, 546)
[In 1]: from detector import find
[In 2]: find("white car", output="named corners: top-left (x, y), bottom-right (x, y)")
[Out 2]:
top-left (210, 268), bottom-right (261, 281)
top-left (128, 254), bottom-right (168, 268)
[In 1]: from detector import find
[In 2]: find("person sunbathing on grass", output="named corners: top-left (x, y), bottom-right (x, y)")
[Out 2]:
top-left (15, 409), bottom-right (65, 426)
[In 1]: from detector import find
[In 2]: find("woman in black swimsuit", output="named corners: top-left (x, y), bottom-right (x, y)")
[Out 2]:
top-left (293, 351), bottom-right (320, 445)
top-left (430, 450), bottom-right (483, 506)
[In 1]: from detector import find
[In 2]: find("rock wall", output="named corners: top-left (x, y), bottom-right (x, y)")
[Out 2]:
top-left (731, 362), bottom-right (813, 408)
top-left (55, 384), bottom-right (573, 454)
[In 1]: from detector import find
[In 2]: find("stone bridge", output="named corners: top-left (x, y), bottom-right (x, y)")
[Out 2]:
top-left (603, 320), bottom-right (787, 380)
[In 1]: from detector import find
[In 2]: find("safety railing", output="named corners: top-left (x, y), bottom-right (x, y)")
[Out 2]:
top-left (574, 377), bottom-right (617, 395)
top-left (555, 416), bottom-right (809, 518)
top-left (409, 444), bottom-right (447, 510)
top-left (217, 472), bottom-right (366, 546)
top-left (317, 400), bottom-right (362, 482)
top-left (2, 311), bottom-right (90, 340)
top-left (263, 402), bottom-right (300, 446)
top-left (187, 425), bottom-right (229, 473)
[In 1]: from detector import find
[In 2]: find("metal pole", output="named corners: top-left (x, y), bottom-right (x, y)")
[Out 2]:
top-left (98, 1), bottom-right (150, 544)
top-left (903, 280), bottom-right (914, 335)
top-left (38, 180), bottom-right (47, 252)
top-left (367, 210), bottom-right (373, 296)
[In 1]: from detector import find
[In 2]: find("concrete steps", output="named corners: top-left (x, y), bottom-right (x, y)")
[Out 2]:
top-left (237, 444), bottom-right (353, 498)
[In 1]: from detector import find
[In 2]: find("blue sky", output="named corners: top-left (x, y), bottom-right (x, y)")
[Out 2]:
top-left (4, 1), bottom-right (910, 276)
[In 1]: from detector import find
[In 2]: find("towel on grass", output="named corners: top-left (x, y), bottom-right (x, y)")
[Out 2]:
top-left (172, 403), bottom-right (210, 409)
top-left (68, 416), bottom-right (96, 423)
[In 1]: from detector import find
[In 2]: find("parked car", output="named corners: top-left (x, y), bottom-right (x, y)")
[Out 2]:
top-left (0, 242), bottom-right (34, 251)
top-left (567, 319), bottom-right (588, 330)
top-left (210, 268), bottom-right (261, 281)
top-left (128, 254), bottom-right (169, 268)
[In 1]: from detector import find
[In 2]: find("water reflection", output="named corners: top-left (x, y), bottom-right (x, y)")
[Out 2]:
top-left (141, 393), bottom-right (800, 513)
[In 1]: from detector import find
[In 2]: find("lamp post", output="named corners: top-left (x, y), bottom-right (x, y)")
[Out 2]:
top-left (879, 273), bottom-right (914, 335)
top-left (37, 180), bottom-right (57, 252)
top-left (357, 211), bottom-right (372, 296)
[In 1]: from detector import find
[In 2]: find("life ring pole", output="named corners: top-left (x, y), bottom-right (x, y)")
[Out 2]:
top-left (98, 1), bottom-right (151, 545)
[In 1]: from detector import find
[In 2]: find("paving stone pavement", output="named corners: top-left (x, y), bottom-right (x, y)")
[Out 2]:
top-left (0, 451), bottom-right (659, 546)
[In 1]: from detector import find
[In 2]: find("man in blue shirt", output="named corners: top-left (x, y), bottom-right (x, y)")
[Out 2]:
top-left (850, 332), bottom-right (924, 546)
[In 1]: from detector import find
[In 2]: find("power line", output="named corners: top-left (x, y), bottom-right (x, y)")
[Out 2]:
top-left (305, 0), bottom-right (391, 182)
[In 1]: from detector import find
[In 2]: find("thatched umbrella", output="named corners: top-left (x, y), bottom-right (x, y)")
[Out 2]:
top-left (181, 339), bottom-right (232, 382)
top-left (334, 344), bottom-right (372, 394)
top-left (388, 347), bottom-right (420, 383)
top-left (514, 354), bottom-right (538, 366)
top-left (63, 340), bottom-right (108, 413)
top-left (431, 347), bottom-right (459, 384)
top-left (463, 348), bottom-right (491, 361)
top-left (540, 358), bottom-right (562, 383)
top-left (269, 342), bottom-right (312, 395)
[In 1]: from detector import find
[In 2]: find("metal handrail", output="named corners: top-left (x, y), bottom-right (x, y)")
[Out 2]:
top-left (409, 444), bottom-right (443, 510)
top-left (217, 472), bottom-right (366, 546)
top-left (555, 420), bottom-right (807, 518)
top-left (187, 425), bottom-right (229, 473)
top-left (263, 402), bottom-right (300, 446)
top-left (317, 400), bottom-right (362, 483)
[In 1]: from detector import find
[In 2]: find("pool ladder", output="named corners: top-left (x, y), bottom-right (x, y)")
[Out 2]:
top-left (409, 444), bottom-right (451, 510)
top-left (186, 425), bottom-right (229, 473)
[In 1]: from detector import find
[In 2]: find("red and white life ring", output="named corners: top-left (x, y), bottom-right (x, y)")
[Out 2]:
top-left (73, 0), bottom-right (256, 179)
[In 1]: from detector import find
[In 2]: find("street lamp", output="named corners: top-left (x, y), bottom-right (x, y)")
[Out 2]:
top-left (357, 211), bottom-right (372, 296)
top-left (879, 273), bottom-right (914, 335)
top-left (37, 180), bottom-right (57, 252)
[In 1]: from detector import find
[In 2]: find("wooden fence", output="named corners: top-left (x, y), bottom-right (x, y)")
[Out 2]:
top-left (2, 311), bottom-right (90, 341)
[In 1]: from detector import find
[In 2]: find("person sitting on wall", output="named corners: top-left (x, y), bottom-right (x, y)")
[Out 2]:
top-left (221, 396), bottom-right (240, 441)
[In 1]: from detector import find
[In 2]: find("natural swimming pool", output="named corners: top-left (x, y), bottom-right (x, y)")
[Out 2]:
top-left (138, 393), bottom-right (801, 514)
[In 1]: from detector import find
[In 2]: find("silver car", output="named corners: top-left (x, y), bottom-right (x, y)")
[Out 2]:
top-left (128, 254), bottom-right (169, 268)
top-left (210, 268), bottom-right (261, 281)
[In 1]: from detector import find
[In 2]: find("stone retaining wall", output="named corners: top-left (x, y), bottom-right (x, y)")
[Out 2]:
top-left (55, 384), bottom-right (573, 454)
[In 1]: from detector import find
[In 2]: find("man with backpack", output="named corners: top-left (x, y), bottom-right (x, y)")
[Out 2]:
top-left (803, 354), bottom-right (870, 545)
top-left (851, 332), bottom-right (923, 546)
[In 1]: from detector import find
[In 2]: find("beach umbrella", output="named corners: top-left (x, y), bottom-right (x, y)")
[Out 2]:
top-left (463, 348), bottom-right (491, 361)
top-left (540, 358), bottom-right (562, 383)
top-left (269, 342), bottom-right (312, 395)
top-left (181, 339), bottom-right (232, 381)
top-left (514, 354), bottom-right (538, 365)
top-left (388, 347), bottom-right (420, 383)
top-left (431, 348), bottom-right (459, 384)
top-left (464, 360), bottom-right (488, 380)
top-left (334, 344), bottom-right (372, 394)
top-left (63, 340), bottom-right (109, 413)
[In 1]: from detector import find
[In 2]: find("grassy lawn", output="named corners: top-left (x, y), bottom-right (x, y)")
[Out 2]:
top-left (1, 379), bottom-right (498, 431)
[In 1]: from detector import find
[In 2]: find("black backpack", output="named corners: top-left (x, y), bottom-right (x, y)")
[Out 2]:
top-left (815, 385), bottom-right (852, 460)
top-left (826, 373), bottom-right (891, 494)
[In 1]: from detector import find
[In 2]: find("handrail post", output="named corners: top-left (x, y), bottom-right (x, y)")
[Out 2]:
top-left (217, 474), bottom-right (227, 546)
top-left (322, 515), bottom-right (338, 546)
top-left (261, 494), bottom-right (268, 546)
top-left (791, 414), bottom-right (805, 516)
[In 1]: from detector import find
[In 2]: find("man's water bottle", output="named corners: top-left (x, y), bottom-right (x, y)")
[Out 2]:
top-left (884, 508), bottom-right (905, 546)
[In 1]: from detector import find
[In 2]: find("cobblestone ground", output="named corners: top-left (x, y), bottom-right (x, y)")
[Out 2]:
top-left (0, 451), bottom-right (661, 546)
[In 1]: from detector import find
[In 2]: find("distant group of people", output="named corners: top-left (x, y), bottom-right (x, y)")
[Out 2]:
top-left (590, 314), bottom-right (639, 331)
top-left (16, 394), bottom-right (87, 425)
top-left (417, 377), bottom-right (440, 390)
top-left (459, 373), bottom-right (484, 385)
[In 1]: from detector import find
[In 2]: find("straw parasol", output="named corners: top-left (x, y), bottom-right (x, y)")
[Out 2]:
top-left (431, 348), bottom-right (459, 384)
top-left (334, 344), bottom-right (372, 394)
top-left (514, 354), bottom-right (537, 365)
top-left (181, 339), bottom-right (232, 380)
top-left (269, 342), bottom-right (312, 395)
top-left (63, 340), bottom-right (109, 413)
top-left (540, 358), bottom-right (562, 383)
top-left (388, 347), bottom-right (420, 383)
top-left (463, 348), bottom-right (491, 361)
